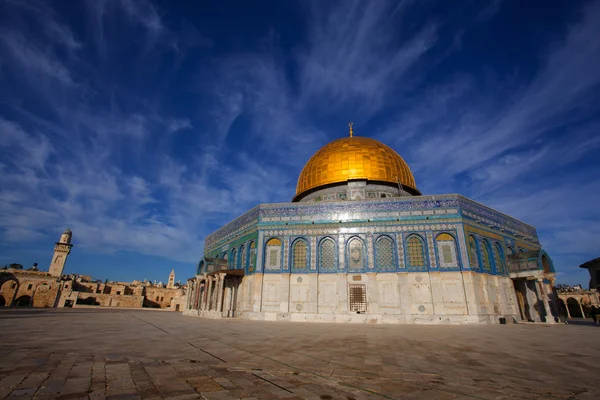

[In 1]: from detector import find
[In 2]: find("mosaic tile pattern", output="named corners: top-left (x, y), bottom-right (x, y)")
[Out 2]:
top-left (426, 232), bottom-right (436, 269)
top-left (310, 236), bottom-right (317, 271)
top-left (396, 233), bottom-right (405, 268)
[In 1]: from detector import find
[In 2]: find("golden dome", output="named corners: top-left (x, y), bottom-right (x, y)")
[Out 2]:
top-left (295, 133), bottom-right (418, 199)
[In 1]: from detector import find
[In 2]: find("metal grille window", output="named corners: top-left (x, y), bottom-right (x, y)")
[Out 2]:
top-left (349, 284), bottom-right (367, 312)
top-left (376, 236), bottom-right (394, 269)
top-left (469, 236), bottom-right (478, 268)
top-left (407, 236), bottom-right (425, 267)
top-left (319, 238), bottom-right (336, 271)
top-left (292, 239), bottom-right (308, 269)
top-left (481, 241), bottom-right (491, 271)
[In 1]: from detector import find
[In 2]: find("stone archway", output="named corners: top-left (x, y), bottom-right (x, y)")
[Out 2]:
top-left (566, 297), bottom-right (583, 318)
top-left (0, 276), bottom-right (20, 306)
top-left (14, 295), bottom-right (32, 307)
top-left (556, 298), bottom-right (568, 318)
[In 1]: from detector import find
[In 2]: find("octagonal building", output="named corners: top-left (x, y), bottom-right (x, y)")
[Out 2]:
top-left (184, 127), bottom-right (559, 324)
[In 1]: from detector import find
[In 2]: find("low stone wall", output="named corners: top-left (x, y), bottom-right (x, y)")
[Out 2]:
top-left (76, 293), bottom-right (144, 308)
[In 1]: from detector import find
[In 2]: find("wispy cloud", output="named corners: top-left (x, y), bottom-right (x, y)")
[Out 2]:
top-left (0, 0), bottom-right (598, 285)
top-left (299, 0), bottom-right (438, 113)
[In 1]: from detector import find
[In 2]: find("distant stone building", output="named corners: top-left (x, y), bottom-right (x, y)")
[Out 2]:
top-left (556, 284), bottom-right (600, 318)
top-left (1, 229), bottom-right (186, 311)
top-left (580, 257), bottom-right (600, 290)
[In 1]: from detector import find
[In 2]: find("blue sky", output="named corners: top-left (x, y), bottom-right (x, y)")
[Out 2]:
top-left (0, 0), bottom-right (599, 286)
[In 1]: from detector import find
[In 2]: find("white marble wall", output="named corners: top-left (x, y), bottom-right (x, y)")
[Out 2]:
top-left (235, 271), bottom-right (518, 324)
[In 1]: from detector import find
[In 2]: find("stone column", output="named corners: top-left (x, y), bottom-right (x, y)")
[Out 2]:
top-left (536, 278), bottom-right (555, 324)
top-left (228, 279), bottom-right (235, 317)
top-left (564, 298), bottom-right (571, 318)
top-left (216, 274), bottom-right (225, 314)
top-left (184, 282), bottom-right (192, 310)
top-left (210, 275), bottom-right (220, 311)
top-left (209, 277), bottom-right (216, 311)
top-left (192, 280), bottom-right (198, 310)
top-left (203, 279), bottom-right (210, 310)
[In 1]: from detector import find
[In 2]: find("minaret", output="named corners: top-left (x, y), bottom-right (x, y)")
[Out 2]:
top-left (167, 269), bottom-right (175, 288)
top-left (49, 228), bottom-right (73, 277)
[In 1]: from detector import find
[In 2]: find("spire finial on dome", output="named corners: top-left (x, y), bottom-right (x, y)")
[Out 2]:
top-left (349, 122), bottom-right (353, 137)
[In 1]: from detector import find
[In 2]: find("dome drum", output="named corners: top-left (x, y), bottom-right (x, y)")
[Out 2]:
top-left (293, 179), bottom-right (420, 202)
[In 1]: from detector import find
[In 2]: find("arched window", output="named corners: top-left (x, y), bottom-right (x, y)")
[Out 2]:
top-left (542, 254), bottom-right (552, 274)
top-left (436, 233), bottom-right (457, 268)
top-left (292, 239), bottom-right (308, 270)
top-left (240, 245), bottom-right (246, 269)
top-left (493, 243), bottom-right (505, 274)
top-left (468, 236), bottom-right (478, 269)
top-left (507, 246), bottom-right (514, 255)
top-left (481, 240), bottom-right (492, 271)
top-left (264, 238), bottom-right (282, 270)
top-left (319, 238), bottom-right (336, 271)
top-left (230, 248), bottom-right (237, 268)
top-left (222, 252), bottom-right (228, 261)
top-left (375, 236), bottom-right (395, 270)
top-left (197, 261), bottom-right (204, 275)
top-left (407, 235), bottom-right (426, 268)
top-left (249, 241), bottom-right (256, 272)
top-left (347, 237), bottom-right (365, 271)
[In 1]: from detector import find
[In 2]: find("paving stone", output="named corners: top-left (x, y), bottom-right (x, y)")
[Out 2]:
top-left (1, 309), bottom-right (599, 400)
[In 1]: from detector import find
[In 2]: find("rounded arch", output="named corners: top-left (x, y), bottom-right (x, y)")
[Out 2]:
top-left (506, 246), bottom-right (515, 255)
top-left (197, 260), bottom-right (205, 275)
top-left (406, 234), bottom-right (427, 269)
top-left (0, 276), bottom-right (20, 306)
top-left (318, 236), bottom-right (337, 272)
top-left (346, 236), bottom-right (366, 271)
top-left (375, 235), bottom-right (395, 270)
top-left (14, 295), bottom-right (31, 307)
top-left (291, 237), bottom-right (309, 270)
top-left (264, 237), bottom-right (283, 271)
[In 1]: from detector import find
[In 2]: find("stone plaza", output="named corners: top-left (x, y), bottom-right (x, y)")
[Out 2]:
top-left (0, 309), bottom-right (598, 400)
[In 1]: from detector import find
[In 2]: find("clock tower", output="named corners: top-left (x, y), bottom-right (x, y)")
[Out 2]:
top-left (49, 228), bottom-right (73, 277)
